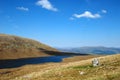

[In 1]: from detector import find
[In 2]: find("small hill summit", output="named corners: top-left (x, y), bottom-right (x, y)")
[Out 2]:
top-left (0, 34), bottom-right (58, 59)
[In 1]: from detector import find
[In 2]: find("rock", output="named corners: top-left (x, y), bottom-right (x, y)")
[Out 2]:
top-left (92, 58), bottom-right (99, 67)
top-left (79, 71), bottom-right (85, 75)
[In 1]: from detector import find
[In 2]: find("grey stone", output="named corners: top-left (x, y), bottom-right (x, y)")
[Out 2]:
top-left (92, 58), bottom-right (99, 67)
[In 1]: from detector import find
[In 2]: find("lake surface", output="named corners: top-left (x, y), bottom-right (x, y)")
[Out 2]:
top-left (0, 56), bottom-right (71, 69)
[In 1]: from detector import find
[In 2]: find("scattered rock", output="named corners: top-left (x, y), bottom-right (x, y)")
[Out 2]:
top-left (79, 71), bottom-right (85, 75)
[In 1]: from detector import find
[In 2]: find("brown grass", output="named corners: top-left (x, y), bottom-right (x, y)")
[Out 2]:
top-left (0, 55), bottom-right (98, 80)
top-left (1, 54), bottom-right (120, 80)
top-left (0, 34), bottom-right (58, 59)
top-left (32, 54), bottom-right (120, 80)
top-left (0, 35), bottom-right (120, 80)
top-left (0, 54), bottom-right (120, 80)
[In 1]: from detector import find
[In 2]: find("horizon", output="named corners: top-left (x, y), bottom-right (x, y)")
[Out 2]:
top-left (0, 0), bottom-right (120, 48)
top-left (55, 45), bottom-right (120, 49)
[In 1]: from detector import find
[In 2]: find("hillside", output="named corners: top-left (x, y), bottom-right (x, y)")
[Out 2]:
top-left (0, 34), bottom-right (58, 59)
top-left (0, 54), bottom-right (119, 80)
top-left (58, 46), bottom-right (120, 55)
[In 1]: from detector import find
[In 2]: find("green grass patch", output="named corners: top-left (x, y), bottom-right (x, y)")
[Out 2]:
top-left (69, 65), bottom-right (95, 70)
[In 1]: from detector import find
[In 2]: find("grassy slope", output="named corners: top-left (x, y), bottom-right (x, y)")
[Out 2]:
top-left (0, 54), bottom-right (119, 80)
top-left (33, 54), bottom-right (120, 80)
top-left (0, 34), bottom-right (58, 59)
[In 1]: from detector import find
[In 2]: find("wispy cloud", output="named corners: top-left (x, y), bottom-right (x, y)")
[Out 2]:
top-left (5, 15), bottom-right (19, 30)
top-left (73, 11), bottom-right (101, 19)
top-left (69, 17), bottom-right (75, 20)
top-left (36, 0), bottom-right (58, 11)
top-left (102, 9), bottom-right (107, 13)
top-left (5, 15), bottom-right (13, 22)
top-left (16, 7), bottom-right (29, 11)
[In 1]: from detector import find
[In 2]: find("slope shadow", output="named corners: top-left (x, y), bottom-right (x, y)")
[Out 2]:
top-left (38, 48), bottom-right (88, 56)
top-left (44, 51), bottom-right (87, 55)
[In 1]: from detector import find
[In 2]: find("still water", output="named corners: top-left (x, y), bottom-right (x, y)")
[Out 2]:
top-left (0, 56), bottom-right (71, 69)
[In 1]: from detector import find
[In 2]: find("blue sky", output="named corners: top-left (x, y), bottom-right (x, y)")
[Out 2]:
top-left (0, 0), bottom-right (120, 48)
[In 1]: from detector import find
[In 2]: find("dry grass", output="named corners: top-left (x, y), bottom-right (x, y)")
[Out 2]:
top-left (33, 54), bottom-right (120, 80)
top-left (0, 54), bottom-right (120, 80)
top-left (0, 55), bottom-right (98, 80)
top-left (0, 34), bottom-right (58, 59)
top-left (62, 55), bottom-right (100, 63)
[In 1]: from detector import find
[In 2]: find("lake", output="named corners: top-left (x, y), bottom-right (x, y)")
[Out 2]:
top-left (0, 56), bottom-right (71, 69)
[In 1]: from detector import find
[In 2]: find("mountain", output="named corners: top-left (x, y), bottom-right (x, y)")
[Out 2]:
top-left (57, 46), bottom-right (120, 55)
top-left (0, 34), bottom-right (58, 59)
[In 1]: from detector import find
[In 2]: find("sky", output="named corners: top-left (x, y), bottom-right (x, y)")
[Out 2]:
top-left (0, 0), bottom-right (120, 48)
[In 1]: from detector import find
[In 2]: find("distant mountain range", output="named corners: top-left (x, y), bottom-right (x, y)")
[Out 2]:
top-left (57, 46), bottom-right (120, 55)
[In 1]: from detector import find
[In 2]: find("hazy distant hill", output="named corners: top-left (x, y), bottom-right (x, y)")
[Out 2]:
top-left (57, 46), bottom-right (120, 55)
top-left (0, 34), bottom-right (58, 59)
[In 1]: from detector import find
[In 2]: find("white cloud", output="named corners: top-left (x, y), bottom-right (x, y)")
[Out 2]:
top-left (102, 10), bottom-right (107, 13)
top-left (36, 0), bottom-right (58, 11)
top-left (16, 7), bottom-right (29, 11)
top-left (73, 11), bottom-right (101, 19)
